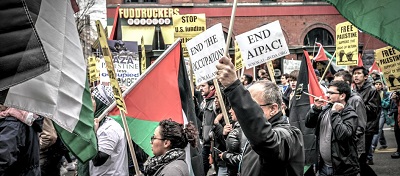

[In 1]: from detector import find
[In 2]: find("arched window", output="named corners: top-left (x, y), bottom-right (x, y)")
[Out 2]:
top-left (303, 28), bottom-right (334, 46)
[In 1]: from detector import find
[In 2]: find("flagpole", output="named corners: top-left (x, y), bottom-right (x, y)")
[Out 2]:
top-left (312, 38), bottom-right (317, 56)
top-left (213, 0), bottom-right (238, 126)
top-left (188, 57), bottom-right (195, 97)
top-left (320, 51), bottom-right (336, 83)
top-left (266, 61), bottom-right (275, 83)
top-left (120, 111), bottom-right (142, 176)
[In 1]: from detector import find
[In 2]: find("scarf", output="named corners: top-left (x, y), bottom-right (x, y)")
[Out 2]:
top-left (205, 89), bottom-right (216, 99)
top-left (143, 148), bottom-right (185, 175)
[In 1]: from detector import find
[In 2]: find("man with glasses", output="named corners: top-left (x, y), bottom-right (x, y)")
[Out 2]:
top-left (306, 81), bottom-right (359, 176)
top-left (216, 56), bottom-right (304, 176)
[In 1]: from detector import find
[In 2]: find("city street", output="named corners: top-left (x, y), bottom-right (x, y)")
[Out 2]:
top-left (370, 125), bottom-right (400, 176)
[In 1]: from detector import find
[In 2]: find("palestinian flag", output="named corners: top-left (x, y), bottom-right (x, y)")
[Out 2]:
top-left (0, 0), bottom-right (50, 91)
top-left (289, 50), bottom-right (327, 171)
top-left (369, 59), bottom-right (381, 74)
top-left (358, 53), bottom-right (364, 67)
top-left (313, 42), bottom-right (329, 61)
top-left (324, 0), bottom-right (400, 51)
top-left (3, 0), bottom-right (97, 163)
top-left (108, 39), bottom-right (203, 176)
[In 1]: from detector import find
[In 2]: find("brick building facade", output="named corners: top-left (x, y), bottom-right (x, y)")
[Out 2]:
top-left (105, 0), bottom-right (386, 80)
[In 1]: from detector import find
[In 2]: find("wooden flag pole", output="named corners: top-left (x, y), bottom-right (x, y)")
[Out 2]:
top-left (120, 111), bottom-right (142, 176)
top-left (312, 38), bottom-right (317, 57)
top-left (266, 61), bottom-right (275, 83)
top-left (320, 51), bottom-right (336, 83)
top-left (213, 0), bottom-right (238, 126)
top-left (188, 57), bottom-right (195, 97)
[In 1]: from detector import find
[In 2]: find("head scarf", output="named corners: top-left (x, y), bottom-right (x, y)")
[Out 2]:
top-left (91, 85), bottom-right (114, 118)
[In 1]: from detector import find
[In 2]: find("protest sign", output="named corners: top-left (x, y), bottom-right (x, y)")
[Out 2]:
top-left (88, 56), bottom-right (99, 83)
top-left (186, 23), bottom-right (225, 85)
top-left (336, 21), bottom-right (358, 66)
top-left (99, 40), bottom-right (140, 87)
top-left (173, 14), bottom-right (206, 58)
top-left (283, 59), bottom-right (301, 74)
top-left (234, 40), bottom-right (243, 71)
top-left (235, 20), bottom-right (289, 69)
top-left (96, 21), bottom-right (126, 112)
top-left (375, 46), bottom-right (400, 91)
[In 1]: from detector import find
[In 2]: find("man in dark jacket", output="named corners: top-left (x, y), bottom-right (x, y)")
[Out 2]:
top-left (334, 70), bottom-right (367, 157)
top-left (198, 80), bottom-right (217, 174)
top-left (216, 56), bottom-right (304, 176)
top-left (0, 105), bottom-right (43, 176)
top-left (352, 66), bottom-right (381, 175)
top-left (306, 81), bottom-right (359, 175)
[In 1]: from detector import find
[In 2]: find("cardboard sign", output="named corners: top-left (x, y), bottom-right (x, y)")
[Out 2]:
top-left (283, 59), bottom-right (301, 74)
top-left (235, 20), bottom-right (289, 69)
top-left (173, 14), bottom-right (206, 58)
top-left (375, 46), bottom-right (400, 91)
top-left (336, 21), bottom-right (358, 66)
top-left (186, 23), bottom-right (225, 85)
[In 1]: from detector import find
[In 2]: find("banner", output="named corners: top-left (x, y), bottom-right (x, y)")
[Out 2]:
top-left (234, 40), bottom-right (243, 71)
top-left (283, 59), bottom-right (301, 74)
top-left (173, 14), bottom-right (206, 58)
top-left (186, 23), bottom-right (225, 85)
top-left (96, 21), bottom-right (127, 113)
top-left (335, 21), bottom-right (358, 66)
top-left (374, 46), bottom-right (400, 91)
top-left (235, 20), bottom-right (289, 69)
top-left (99, 40), bottom-right (140, 87)
top-left (88, 56), bottom-right (99, 83)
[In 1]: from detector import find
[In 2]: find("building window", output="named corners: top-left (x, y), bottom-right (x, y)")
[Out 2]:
top-left (210, 0), bottom-right (225, 3)
top-left (125, 0), bottom-right (157, 3)
top-left (303, 28), bottom-right (334, 46)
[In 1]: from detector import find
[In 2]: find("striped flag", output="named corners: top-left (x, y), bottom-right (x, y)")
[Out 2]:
top-left (0, 0), bottom-right (50, 91)
top-left (324, 0), bottom-right (400, 51)
top-left (106, 39), bottom-right (204, 176)
top-left (313, 42), bottom-right (329, 61)
top-left (3, 0), bottom-right (97, 163)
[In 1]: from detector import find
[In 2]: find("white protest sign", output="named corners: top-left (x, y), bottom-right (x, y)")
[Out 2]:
top-left (186, 23), bottom-right (225, 85)
top-left (283, 59), bottom-right (301, 74)
top-left (235, 20), bottom-right (289, 69)
top-left (99, 53), bottom-right (140, 87)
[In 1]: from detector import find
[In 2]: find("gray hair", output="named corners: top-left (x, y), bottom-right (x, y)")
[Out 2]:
top-left (254, 80), bottom-right (282, 110)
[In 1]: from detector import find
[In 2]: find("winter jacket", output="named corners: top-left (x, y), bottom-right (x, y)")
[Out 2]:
top-left (0, 116), bottom-right (43, 176)
top-left (354, 80), bottom-right (381, 135)
top-left (153, 153), bottom-right (188, 176)
top-left (221, 121), bottom-right (247, 176)
top-left (306, 103), bottom-right (359, 175)
top-left (224, 80), bottom-right (304, 176)
top-left (347, 92), bottom-right (367, 155)
top-left (200, 97), bottom-right (216, 146)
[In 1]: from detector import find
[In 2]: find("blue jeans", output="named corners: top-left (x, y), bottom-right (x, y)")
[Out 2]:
top-left (368, 113), bottom-right (387, 160)
top-left (218, 166), bottom-right (228, 176)
top-left (318, 164), bottom-right (333, 176)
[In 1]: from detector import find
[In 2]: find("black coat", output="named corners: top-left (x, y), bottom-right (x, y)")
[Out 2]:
top-left (222, 122), bottom-right (247, 176)
top-left (224, 80), bottom-right (304, 176)
top-left (306, 103), bottom-right (359, 175)
top-left (354, 80), bottom-right (381, 135)
top-left (0, 116), bottom-right (43, 176)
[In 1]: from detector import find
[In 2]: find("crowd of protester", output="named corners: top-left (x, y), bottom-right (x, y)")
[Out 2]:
top-left (1, 56), bottom-right (400, 176)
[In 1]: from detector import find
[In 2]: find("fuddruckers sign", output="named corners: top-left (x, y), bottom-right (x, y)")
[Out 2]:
top-left (118, 8), bottom-right (180, 26)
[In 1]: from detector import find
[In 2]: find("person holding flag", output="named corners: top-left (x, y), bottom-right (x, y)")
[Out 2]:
top-left (216, 56), bottom-right (304, 176)
top-left (306, 81), bottom-right (360, 176)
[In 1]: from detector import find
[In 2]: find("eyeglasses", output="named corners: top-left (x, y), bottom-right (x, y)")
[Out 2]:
top-left (259, 102), bottom-right (273, 107)
top-left (326, 91), bottom-right (341, 95)
top-left (150, 135), bottom-right (165, 143)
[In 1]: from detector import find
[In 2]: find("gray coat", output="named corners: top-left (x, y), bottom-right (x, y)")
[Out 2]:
top-left (153, 154), bottom-right (188, 176)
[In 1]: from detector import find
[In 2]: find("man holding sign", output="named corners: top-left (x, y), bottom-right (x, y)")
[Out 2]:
top-left (216, 56), bottom-right (304, 176)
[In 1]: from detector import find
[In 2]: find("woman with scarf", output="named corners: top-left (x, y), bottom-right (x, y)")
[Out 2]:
top-left (144, 119), bottom-right (198, 176)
